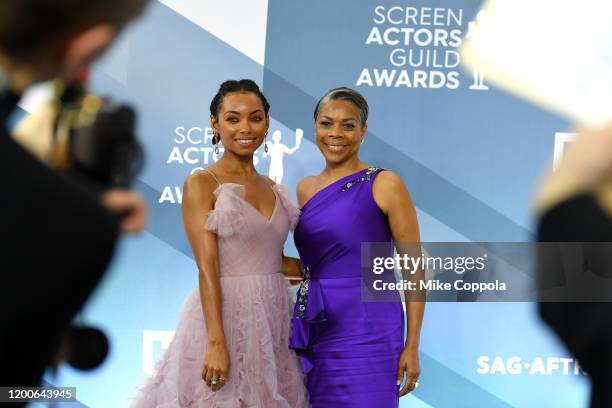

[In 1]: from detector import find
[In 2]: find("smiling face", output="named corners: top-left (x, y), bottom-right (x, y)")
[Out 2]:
top-left (211, 91), bottom-right (269, 157)
top-left (315, 99), bottom-right (367, 165)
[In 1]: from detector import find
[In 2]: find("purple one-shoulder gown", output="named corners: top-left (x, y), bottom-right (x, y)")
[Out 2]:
top-left (290, 167), bottom-right (404, 407)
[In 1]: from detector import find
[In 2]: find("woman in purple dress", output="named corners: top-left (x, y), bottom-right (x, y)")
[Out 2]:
top-left (288, 87), bottom-right (425, 407)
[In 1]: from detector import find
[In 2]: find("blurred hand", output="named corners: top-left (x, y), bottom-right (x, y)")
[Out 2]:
top-left (100, 189), bottom-right (147, 233)
top-left (535, 123), bottom-right (612, 213)
top-left (559, 124), bottom-right (612, 186)
top-left (12, 102), bottom-right (55, 161)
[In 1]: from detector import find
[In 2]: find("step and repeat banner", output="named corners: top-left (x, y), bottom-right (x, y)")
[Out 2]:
top-left (43, 1), bottom-right (588, 407)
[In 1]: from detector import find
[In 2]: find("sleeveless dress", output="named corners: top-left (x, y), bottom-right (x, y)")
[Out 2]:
top-left (132, 181), bottom-right (309, 407)
top-left (289, 167), bottom-right (405, 407)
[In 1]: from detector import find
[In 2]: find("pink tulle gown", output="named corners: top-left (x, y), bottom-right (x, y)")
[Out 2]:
top-left (131, 180), bottom-right (309, 407)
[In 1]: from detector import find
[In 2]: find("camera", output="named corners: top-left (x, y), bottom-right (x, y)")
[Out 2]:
top-left (49, 78), bottom-right (143, 189)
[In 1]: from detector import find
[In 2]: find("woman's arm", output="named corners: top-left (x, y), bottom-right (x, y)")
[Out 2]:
top-left (282, 255), bottom-right (303, 286)
top-left (373, 170), bottom-right (425, 397)
top-left (182, 172), bottom-right (229, 391)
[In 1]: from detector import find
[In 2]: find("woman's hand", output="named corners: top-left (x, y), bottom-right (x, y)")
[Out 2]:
top-left (396, 346), bottom-right (420, 397)
top-left (202, 341), bottom-right (230, 392)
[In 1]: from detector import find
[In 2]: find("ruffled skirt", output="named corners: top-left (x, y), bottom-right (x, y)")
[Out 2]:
top-left (131, 273), bottom-right (308, 407)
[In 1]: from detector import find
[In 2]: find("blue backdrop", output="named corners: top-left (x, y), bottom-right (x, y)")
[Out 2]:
top-left (34, 1), bottom-right (588, 407)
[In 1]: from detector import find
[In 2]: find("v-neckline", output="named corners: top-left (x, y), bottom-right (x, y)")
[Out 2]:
top-left (300, 167), bottom-right (370, 211)
top-left (220, 182), bottom-right (279, 223)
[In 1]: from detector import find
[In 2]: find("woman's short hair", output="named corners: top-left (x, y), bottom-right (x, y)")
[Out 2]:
top-left (313, 87), bottom-right (369, 127)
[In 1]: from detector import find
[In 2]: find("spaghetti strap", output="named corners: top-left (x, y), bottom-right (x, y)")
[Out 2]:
top-left (202, 168), bottom-right (221, 186)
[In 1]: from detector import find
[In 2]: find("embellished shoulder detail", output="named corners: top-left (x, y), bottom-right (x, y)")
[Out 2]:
top-left (272, 184), bottom-right (301, 230)
top-left (341, 166), bottom-right (381, 191)
top-left (204, 183), bottom-right (246, 236)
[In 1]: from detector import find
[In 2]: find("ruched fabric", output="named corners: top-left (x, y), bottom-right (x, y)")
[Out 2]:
top-left (204, 184), bottom-right (246, 237)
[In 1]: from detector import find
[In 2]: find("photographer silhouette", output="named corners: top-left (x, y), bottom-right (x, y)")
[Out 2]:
top-left (0, 0), bottom-right (150, 402)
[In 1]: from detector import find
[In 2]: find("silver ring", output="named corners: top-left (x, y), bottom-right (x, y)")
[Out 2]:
top-left (211, 378), bottom-right (219, 385)
top-left (414, 381), bottom-right (419, 389)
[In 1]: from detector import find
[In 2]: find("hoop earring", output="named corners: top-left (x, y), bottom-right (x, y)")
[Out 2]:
top-left (264, 130), bottom-right (269, 153)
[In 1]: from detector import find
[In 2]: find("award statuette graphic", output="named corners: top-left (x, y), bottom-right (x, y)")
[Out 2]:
top-left (466, 10), bottom-right (490, 91)
top-left (263, 128), bottom-right (303, 183)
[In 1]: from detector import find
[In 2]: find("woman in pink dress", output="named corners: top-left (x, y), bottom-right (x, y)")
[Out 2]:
top-left (132, 80), bottom-right (308, 407)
